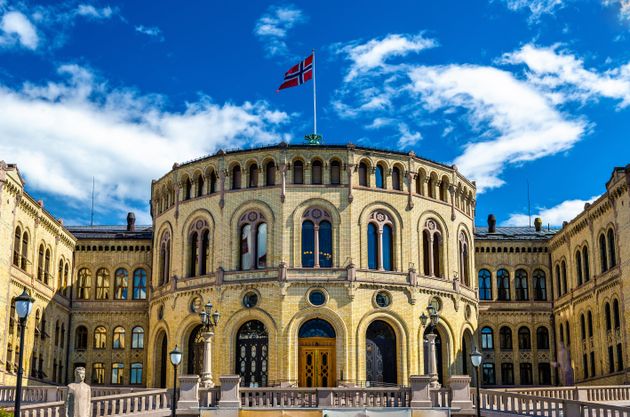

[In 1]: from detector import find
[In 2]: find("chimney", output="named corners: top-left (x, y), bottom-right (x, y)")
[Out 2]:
top-left (126, 212), bottom-right (136, 232)
top-left (534, 217), bottom-right (542, 232)
top-left (487, 214), bottom-right (496, 233)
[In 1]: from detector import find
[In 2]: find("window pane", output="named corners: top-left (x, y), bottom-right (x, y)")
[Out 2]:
top-left (256, 223), bottom-right (267, 269)
top-left (312, 161), bottom-right (322, 184)
top-left (330, 162), bottom-right (340, 185)
top-left (368, 223), bottom-right (378, 270)
top-left (301, 221), bottom-right (315, 267)
top-left (114, 269), bottom-right (128, 300)
top-left (240, 225), bottom-right (253, 270)
top-left (294, 162), bottom-right (303, 184)
top-left (478, 269), bottom-right (492, 300)
top-left (375, 165), bottom-right (384, 188)
top-left (319, 221), bottom-right (332, 268)
top-left (382, 224), bottom-right (393, 271)
top-left (133, 269), bottom-right (147, 300)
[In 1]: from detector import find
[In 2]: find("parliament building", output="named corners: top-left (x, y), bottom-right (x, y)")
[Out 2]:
top-left (0, 144), bottom-right (628, 389)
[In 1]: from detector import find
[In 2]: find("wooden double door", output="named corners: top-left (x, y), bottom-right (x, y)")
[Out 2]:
top-left (298, 337), bottom-right (336, 387)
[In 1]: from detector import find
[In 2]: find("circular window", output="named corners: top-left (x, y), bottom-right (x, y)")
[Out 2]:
top-left (375, 291), bottom-right (391, 308)
top-left (308, 289), bottom-right (327, 306)
top-left (243, 292), bottom-right (258, 308)
top-left (190, 297), bottom-right (202, 313)
top-left (157, 305), bottom-right (164, 320)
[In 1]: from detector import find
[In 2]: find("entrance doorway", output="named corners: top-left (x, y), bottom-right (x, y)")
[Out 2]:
top-left (236, 320), bottom-right (269, 387)
top-left (298, 318), bottom-right (336, 387)
top-left (187, 325), bottom-right (204, 376)
top-left (155, 331), bottom-right (167, 388)
top-left (366, 320), bottom-right (397, 385)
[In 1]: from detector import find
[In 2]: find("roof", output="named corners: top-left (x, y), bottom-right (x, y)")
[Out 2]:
top-left (66, 225), bottom-right (153, 240)
top-left (474, 226), bottom-right (557, 241)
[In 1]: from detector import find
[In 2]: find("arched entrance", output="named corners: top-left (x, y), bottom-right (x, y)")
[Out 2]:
top-left (423, 327), bottom-right (443, 384)
top-left (187, 325), bottom-right (204, 376)
top-left (366, 320), bottom-right (397, 385)
top-left (235, 320), bottom-right (269, 387)
top-left (462, 329), bottom-right (474, 376)
top-left (155, 331), bottom-right (167, 388)
top-left (298, 318), bottom-right (336, 387)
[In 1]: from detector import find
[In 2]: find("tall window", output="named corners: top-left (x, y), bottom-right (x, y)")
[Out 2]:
top-left (497, 269), bottom-right (510, 301)
top-left (561, 261), bottom-right (567, 295)
top-left (301, 208), bottom-right (333, 268)
top-left (518, 327), bottom-right (531, 350)
top-left (113, 327), bottom-right (125, 349)
top-left (248, 164), bottom-right (258, 188)
top-left (111, 363), bottom-right (124, 385)
top-left (608, 229), bottom-right (616, 268)
top-left (515, 269), bottom-right (528, 301)
top-left (583, 246), bottom-right (590, 282)
top-left (576, 250), bottom-right (583, 286)
top-left (114, 268), bottom-right (128, 300)
top-left (209, 170), bottom-right (217, 194)
top-left (501, 363), bottom-right (514, 385)
top-left (605, 302), bottom-right (612, 331)
top-left (58, 260), bottom-right (64, 292)
top-left (92, 363), bottom-right (105, 384)
top-left (159, 231), bottom-right (171, 285)
top-left (94, 326), bottom-right (107, 349)
top-left (427, 174), bottom-right (436, 199)
top-left (482, 363), bottom-right (496, 385)
top-left (13, 226), bottom-right (21, 266)
top-left (478, 269), bottom-right (492, 300)
top-left (538, 363), bottom-right (551, 385)
top-left (392, 167), bottom-right (402, 190)
top-left (416, 170), bottom-right (425, 195)
top-left (20, 230), bottom-right (28, 270)
top-left (75, 326), bottom-right (88, 350)
top-left (293, 161), bottom-right (304, 184)
top-left (555, 264), bottom-right (561, 298)
top-left (422, 219), bottom-right (443, 277)
top-left (459, 232), bottom-right (470, 286)
top-left (44, 248), bottom-right (51, 285)
top-left (231, 165), bottom-right (242, 190)
top-left (613, 299), bottom-right (621, 330)
top-left (533, 269), bottom-right (547, 301)
top-left (358, 162), bottom-right (368, 186)
top-left (132, 269), bottom-right (147, 300)
top-left (196, 175), bottom-right (204, 197)
top-left (131, 327), bottom-right (144, 349)
top-left (130, 363), bottom-right (143, 385)
top-left (77, 268), bottom-right (91, 300)
top-left (600, 233), bottom-right (608, 273)
top-left (239, 211), bottom-right (267, 270)
top-left (520, 363), bottom-right (533, 385)
top-left (265, 161), bottom-right (276, 186)
top-left (375, 164), bottom-right (384, 188)
top-left (183, 177), bottom-right (192, 200)
top-left (330, 160), bottom-right (341, 185)
top-left (587, 311), bottom-right (593, 338)
top-left (95, 268), bottom-right (110, 300)
top-left (439, 177), bottom-right (448, 202)
top-left (481, 327), bottom-right (494, 350)
top-left (536, 327), bottom-right (550, 349)
top-left (37, 244), bottom-right (45, 281)
top-left (188, 219), bottom-right (210, 277)
top-left (580, 314), bottom-right (587, 341)
top-left (368, 211), bottom-right (394, 271)
top-left (311, 160), bottom-right (323, 184)
top-left (499, 327), bottom-right (512, 350)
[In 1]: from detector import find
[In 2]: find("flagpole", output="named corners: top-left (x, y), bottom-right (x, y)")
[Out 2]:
top-left (312, 48), bottom-right (317, 136)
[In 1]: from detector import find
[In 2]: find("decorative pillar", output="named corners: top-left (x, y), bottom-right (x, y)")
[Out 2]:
top-left (217, 375), bottom-right (241, 409)
top-left (426, 333), bottom-right (440, 388)
top-left (313, 224), bottom-right (320, 268)
top-left (219, 170), bottom-right (225, 209)
top-left (428, 235), bottom-right (435, 277)
top-left (407, 172), bottom-right (414, 210)
top-left (201, 331), bottom-right (214, 387)
top-left (347, 163), bottom-right (354, 202)
top-left (177, 375), bottom-right (200, 410)
top-left (449, 185), bottom-right (456, 220)
top-left (409, 375), bottom-right (432, 408)
top-left (280, 163), bottom-right (287, 203)
top-left (378, 229), bottom-right (384, 271)
top-left (449, 375), bottom-right (473, 412)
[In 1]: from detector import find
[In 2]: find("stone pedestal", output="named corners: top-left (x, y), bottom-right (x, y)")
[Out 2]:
top-left (426, 333), bottom-right (441, 388)
top-left (448, 375), bottom-right (473, 412)
top-left (201, 331), bottom-right (214, 388)
top-left (217, 375), bottom-right (241, 409)
top-left (410, 375), bottom-right (433, 408)
top-left (177, 375), bottom-right (200, 410)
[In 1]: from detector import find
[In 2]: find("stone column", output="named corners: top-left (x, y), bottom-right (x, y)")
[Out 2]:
top-left (428, 235), bottom-right (435, 277)
top-left (426, 333), bottom-right (440, 388)
top-left (313, 224), bottom-right (320, 268)
top-left (219, 170), bottom-right (225, 209)
top-left (280, 163), bottom-right (287, 203)
top-left (201, 331), bottom-right (214, 387)
top-left (347, 163), bottom-right (354, 202)
top-left (407, 172), bottom-right (414, 210)
top-left (378, 229), bottom-right (384, 270)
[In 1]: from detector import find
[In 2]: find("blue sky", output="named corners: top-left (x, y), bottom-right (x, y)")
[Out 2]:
top-left (1, 0), bottom-right (629, 227)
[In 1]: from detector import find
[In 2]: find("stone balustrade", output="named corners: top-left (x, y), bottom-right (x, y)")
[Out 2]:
top-left (0, 386), bottom-right (155, 405)
top-left (500, 384), bottom-right (630, 403)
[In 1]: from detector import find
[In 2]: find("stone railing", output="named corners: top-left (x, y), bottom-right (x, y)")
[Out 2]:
top-left (0, 386), bottom-right (154, 405)
top-left (500, 385), bottom-right (630, 403)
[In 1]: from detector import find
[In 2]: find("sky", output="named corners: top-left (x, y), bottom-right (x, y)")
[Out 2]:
top-left (1, 0), bottom-right (629, 227)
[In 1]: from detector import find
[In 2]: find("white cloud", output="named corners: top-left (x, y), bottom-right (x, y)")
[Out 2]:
top-left (603, 0), bottom-right (630, 21)
top-left (0, 65), bottom-right (290, 224)
top-left (498, 0), bottom-right (564, 21)
top-left (409, 64), bottom-right (586, 191)
top-left (0, 11), bottom-right (38, 49)
top-left (336, 33), bottom-right (437, 81)
top-left (503, 195), bottom-right (599, 226)
top-left (76, 4), bottom-right (114, 19)
top-left (503, 43), bottom-right (630, 107)
top-left (254, 4), bottom-right (306, 58)
top-left (135, 25), bottom-right (163, 40)
top-left (397, 123), bottom-right (422, 147)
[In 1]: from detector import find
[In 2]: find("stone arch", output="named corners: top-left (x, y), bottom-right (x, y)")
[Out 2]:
top-left (229, 201), bottom-right (275, 270)
top-left (358, 202), bottom-right (404, 271)
top-left (290, 198), bottom-right (342, 268)
top-left (417, 316), bottom-right (457, 379)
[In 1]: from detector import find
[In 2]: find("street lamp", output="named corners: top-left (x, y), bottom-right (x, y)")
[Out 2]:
top-left (199, 301), bottom-right (220, 387)
top-left (169, 345), bottom-right (182, 417)
top-left (470, 347), bottom-right (483, 417)
top-left (14, 289), bottom-right (34, 417)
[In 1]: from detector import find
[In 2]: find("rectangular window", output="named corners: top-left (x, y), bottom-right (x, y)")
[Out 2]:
top-left (520, 363), bottom-right (533, 385)
top-left (92, 363), bottom-right (105, 384)
top-left (501, 363), bottom-right (514, 385)
top-left (111, 363), bottom-right (124, 385)
top-left (618, 344), bottom-right (624, 372)
top-left (482, 363), bottom-right (496, 385)
top-left (583, 354), bottom-right (589, 379)
top-left (590, 352), bottom-right (596, 377)
top-left (538, 363), bottom-right (551, 385)
top-left (130, 363), bottom-right (143, 385)
top-left (609, 346), bottom-right (615, 374)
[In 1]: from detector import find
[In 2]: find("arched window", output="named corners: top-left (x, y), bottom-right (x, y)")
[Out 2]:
top-left (613, 299), bottom-right (620, 330)
top-left (183, 177), bottom-right (192, 200)
top-left (518, 327), bottom-right (531, 350)
top-left (159, 231), bottom-right (171, 285)
top-left (312, 160), bottom-right (323, 184)
top-left (330, 160), bottom-right (341, 185)
top-left (478, 269), bottom-right (492, 300)
top-left (239, 211), bottom-right (267, 270)
top-left (358, 162), bottom-right (368, 186)
top-left (95, 268), bottom-right (110, 300)
top-left (565, 321), bottom-right (570, 346)
top-left (497, 269), bottom-right (510, 301)
top-left (132, 269), bottom-right (147, 300)
top-left (293, 161), bottom-right (304, 184)
top-left (111, 363), bottom-right (124, 385)
top-left (416, 170), bottom-right (425, 195)
top-left (54, 321), bottom-right (60, 347)
top-left (439, 177), bottom-right (448, 202)
top-left (77, 268), bottom-right (91, 300)
top-left (481, 327), bottom-right (494, 350)
top-left (561, 261), bottom-right (567, 294)
top-left (63, 263), bottom-right (69, 297)
top-left (533, 269), bottom-right (547, 301)
top-left (44, 248), bottom-right (50, 285)
top-left (13, 226), bottom-right (21, 266)
top-left (130, 363), bottom-right (143, 385)
top-left (587, 311), bottom-right (593, 337)
top-left (131, 327), bottom-right (144, 349)
top-left (248, 164), bottom-right (258, 188)
top-left (392, 167), bottom-right (402, 190)
top-left (75, 326), bottom-right (88, 350)
top-left (600, 233), bottom-right (608, 273)
top-left (196, 175), bottom-right (204, 197)
top-left (57, 260), bottom-right (64, 291)
top-left (114, 268), bottom-right (128, 300)
top-left (231, 165), bottom-right (242, 190)
top-left (37, 244), bottom-right (45, 281)
top-left (559, 323), bottom-right (564, 344)
top-left (499, 327), bottom-right (512, 350)
top-left (375, 164), bottom-right (385, 188)
top-left (608, 229), bottom-right (616, 268)
top-left (94, 326), bottom-right (107, 349)
top-left (265, 161), bottom-right (276, 186)
top-left (580, 314), bottom-right (587, 341)
top-left (582, 247), bottom-right (590, 282)
top-left (536, 327), bottom-right (550, 349)
top-left (459, 232), bottom-right (470, 286)
top-left (21, 231), bottom-right (28, 270)
top-left (235, 320), bottom-right (269, 387)
top-left (555, 264), bottom-right (561, 298)
top-left (576, 250), bottom-right (583, 286)
top-left (61, 324), bottom-right (65, 349)
top-left (427, 174), bottom-right (436, 199)
top-left (368, 211), bottom-right (394, 271)
top-left (209, 170), bottom-right (217, 194)
top-left (605, 303), bottom-right (612, 331)
top-left (187, 219), bottom-right (210, 277)
top-left (301, 208), bottom-right (333, 268)
top-left (422, 219), bottom-right (443, 277)
top-left (515, 269), bottom-right (528, 301)
top-left (113, 326), bottom-right (125, 349)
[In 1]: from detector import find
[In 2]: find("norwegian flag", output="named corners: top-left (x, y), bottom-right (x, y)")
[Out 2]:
top-left (277, 54), bottom-right (313, 91)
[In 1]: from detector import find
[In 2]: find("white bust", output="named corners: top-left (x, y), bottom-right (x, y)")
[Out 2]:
top-left (66, 367), bottom-right (91, 417)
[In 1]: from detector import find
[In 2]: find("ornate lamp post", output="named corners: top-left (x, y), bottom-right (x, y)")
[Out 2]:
top-left (14, 289), bottom-right (34, 417)
top-left (420, 304), bottom-right (441, 388)
top-left (470, 347), bottom-right (483, 417)
top-left (199, 301), bottom-right (220, 387)
top-left (169, 345), bottom-right (182, 417)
